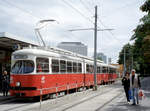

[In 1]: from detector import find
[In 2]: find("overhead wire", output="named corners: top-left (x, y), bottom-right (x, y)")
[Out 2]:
top-left (62, 0), bottom-right (95, 25)
top-left (62, 0), bottom-right (124, 53)
top-left (1, 0), bottom-right (41, 20)
top-left (79, 0), bottom-right (94, 16)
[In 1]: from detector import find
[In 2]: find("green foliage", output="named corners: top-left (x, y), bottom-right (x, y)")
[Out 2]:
top-left (118, 43), bottom-right (133, 72)
top-left (119, 0), bottom-right (150, 74)
top-left (140, 0), bottom-right (150, 13)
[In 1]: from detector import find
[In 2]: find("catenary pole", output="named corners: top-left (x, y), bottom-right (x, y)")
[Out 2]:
top-left (123, 48), bottom-right (126, 77)
top-left (93, 5), bottom-right (98, 91)
top-left (132, 54), bottom-right (133, 70)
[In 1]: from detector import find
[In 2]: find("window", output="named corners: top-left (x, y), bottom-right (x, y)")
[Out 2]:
top-left (78, 63), bottom-right (82, 73)
top-left (67, 61), bottom-right (72, 73)
top-left (60, 60), bottom-right (66, 73)
top-left (89, 65), bottom-right (94, 73)
top-left (111, 68), bottom-right (113, 73)
top-left (102, 67), bottom-right (107, 73)
top-left (52, 59), bottom-right (59, 73)
top-left (86, 64), bottom-right (90, 73)
top-left (97, 66), bottom-right (101, 73)
top-left (11, 60), bottom-right (34, 74)
top-left (113, 68), bottom-right (116, 73)
top-left (36, 57), bottom-right (49, 73)
top-left (73, 62), bottom-right (77, 73)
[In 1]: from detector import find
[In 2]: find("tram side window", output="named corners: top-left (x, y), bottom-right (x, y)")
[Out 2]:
top-left (60, 60), bottom-right (66, 73)
top-left (36, 57), bottom-right (49, 73)
top-left (52, 59), bottom-right (59, 73)
top-left (113, 68), bottom-right (116, 73)
top-left (67, 61), bottom-right (72, 73)
top-left (86, 64), bottom-right (89, 73)
top-left (110, 68), bottom-right (113, 74)
top-left (73, 62), bottom-right (77, 73)
top-left (78, 63), bottom-right (82, 73)
top-left (97, 66), bottom-right (101, 73)
top-left (89, 65), bottom-right (93, 73)
top-left (102, 67), bottom-right (107, 73)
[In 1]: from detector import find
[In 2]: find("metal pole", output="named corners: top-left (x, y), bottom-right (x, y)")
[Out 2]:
top-left (40, 86), bottom-right (42, 109)
top-left (123, 48), bottom-right (126, 77)
top-left (93, 5), bottom-right (98, 91)
top-left (132, 55), bottom-right (133, 70)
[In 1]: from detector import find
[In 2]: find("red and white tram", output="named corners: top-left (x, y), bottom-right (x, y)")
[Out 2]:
top-left (10, 47), bottom-right (118, 97)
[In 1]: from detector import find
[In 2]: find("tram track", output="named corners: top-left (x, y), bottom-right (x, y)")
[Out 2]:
top-left (0, 97), bottom-right (37, 111)
top-left (0, 97), bottom-right (15, 105)
top-left (61, 88), bottom-right (116, 111)
top-left (60, 88), bottom-right (122, 111)
top-left (41, 82), bottom-right (122, 111)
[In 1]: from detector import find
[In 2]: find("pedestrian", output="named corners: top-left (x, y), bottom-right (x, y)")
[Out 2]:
top-left (130, 69), bottom-right (141, 105)
top-left (2, 71), bottom-right (9, 96)
top-left (122, 72), bottom-right (130, 103)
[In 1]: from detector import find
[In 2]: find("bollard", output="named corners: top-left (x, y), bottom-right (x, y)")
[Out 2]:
top-left (88, 81), bottom-right (90, 89)
top-left (76, 82), bottom-right (77, 92)
top-left (40, 87), bottom-right (42, 109)
top-left (56, 83), bottom-right (58, 98)
top-left (67, 83), bottom-right (69, 94)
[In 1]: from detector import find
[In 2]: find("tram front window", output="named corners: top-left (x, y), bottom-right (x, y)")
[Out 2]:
top-left (11, 60), bottom-right (34, 74)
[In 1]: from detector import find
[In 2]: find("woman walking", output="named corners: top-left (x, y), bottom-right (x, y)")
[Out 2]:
top-left (122, 72), bottom-right (130, 103)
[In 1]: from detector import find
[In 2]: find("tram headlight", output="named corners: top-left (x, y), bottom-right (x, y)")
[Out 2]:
top-left (16, 82), bottom-right (21, 87)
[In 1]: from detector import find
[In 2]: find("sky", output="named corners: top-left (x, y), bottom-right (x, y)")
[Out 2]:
top-left (0, 0), bottom-right (146, 63)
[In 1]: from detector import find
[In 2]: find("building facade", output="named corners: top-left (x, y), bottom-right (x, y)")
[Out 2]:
top-left (108, 58), bottom-right (112, 64)
top-left (57, 42), bottom-right (88, 56)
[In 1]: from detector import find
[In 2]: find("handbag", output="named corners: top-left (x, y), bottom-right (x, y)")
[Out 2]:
top-left (139, 90), bottom-right (145, 100)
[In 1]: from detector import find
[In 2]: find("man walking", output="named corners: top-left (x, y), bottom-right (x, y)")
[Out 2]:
top-left (130, 69), bottom-right (141, 105)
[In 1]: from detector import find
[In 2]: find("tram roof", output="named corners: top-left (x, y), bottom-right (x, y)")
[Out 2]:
top-left (0, 32), bottom-right (38, 50)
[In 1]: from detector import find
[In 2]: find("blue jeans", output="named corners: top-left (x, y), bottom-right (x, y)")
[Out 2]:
top-left (132, 88), bottom-right (139, 104)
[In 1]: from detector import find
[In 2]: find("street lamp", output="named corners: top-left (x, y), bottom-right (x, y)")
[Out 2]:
top-left (35, 19), bottom-right (57, 47)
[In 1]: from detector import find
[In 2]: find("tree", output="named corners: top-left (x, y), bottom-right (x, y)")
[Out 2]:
top-left (118, 0), bottom-right (150, 75)
top-left (118, 43), bottom-right (133, 73)
top-left (130, 0), bottom-right (150, 75)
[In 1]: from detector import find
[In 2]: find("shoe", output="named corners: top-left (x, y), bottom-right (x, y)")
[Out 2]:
top-left (137, 101), bottom-right (139, 105)
top-left (127, 101), bottom-right (130, 104)
top-left (132, 103), bottom-right (136, 105)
